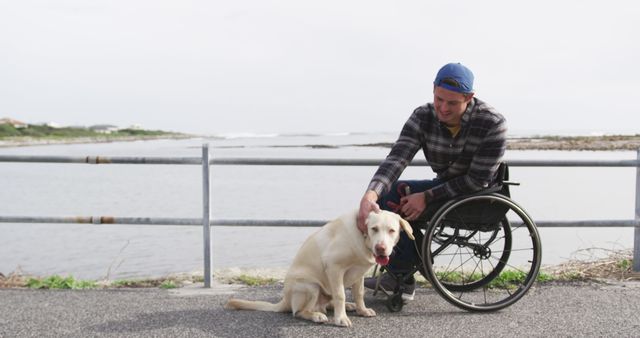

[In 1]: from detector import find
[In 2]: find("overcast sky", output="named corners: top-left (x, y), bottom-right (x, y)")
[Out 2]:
top-left (1, 0), bottom-right (638, 136)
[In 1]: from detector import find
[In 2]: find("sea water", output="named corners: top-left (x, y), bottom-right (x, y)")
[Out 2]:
top-left (0, 134), bottom-right (637, 279)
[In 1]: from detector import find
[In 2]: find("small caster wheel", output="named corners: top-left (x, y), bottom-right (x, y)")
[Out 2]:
top-left (386, 294), bottom-right (405, 312)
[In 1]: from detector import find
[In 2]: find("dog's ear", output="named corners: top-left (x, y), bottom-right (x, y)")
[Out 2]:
top-left (398, 218), bottom-right (415, 240)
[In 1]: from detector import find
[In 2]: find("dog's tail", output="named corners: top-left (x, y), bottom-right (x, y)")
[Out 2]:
top-left (224, 298), bottom-right (289, 312)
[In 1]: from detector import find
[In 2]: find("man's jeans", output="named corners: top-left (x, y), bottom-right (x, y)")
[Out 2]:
top-left (377, 179), bottom-right (441, 273)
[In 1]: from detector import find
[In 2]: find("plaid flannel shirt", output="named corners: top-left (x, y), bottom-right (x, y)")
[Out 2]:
top-left (367, 97), bottom-right (507, 202)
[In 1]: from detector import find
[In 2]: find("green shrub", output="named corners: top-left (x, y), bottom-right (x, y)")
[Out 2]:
top-left (0, 124), bottom-right (21, 137)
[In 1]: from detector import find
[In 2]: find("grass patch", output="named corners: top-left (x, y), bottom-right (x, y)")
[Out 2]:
top-left (432, 270), bottom-right (532, 289)
top-left (231, 274), bottom-right (279, 286)
top-left (418, 269), bottom-right (570, 289)
top-left (110, 277), bottom-right (185, 288)
top-left (1, 270), bottom-right (198, 289)
top-left (26, 275), bottom-right (97, 289)
top-left (487, 270), bottom-right (524, 288)
top-left (488, 270), bottom-right (553, 288)
top-left (110, 279), bottom-right (156, 288)
top-left (159, 280), bottom-right (178, 289)
top-left (617, 259), bottom-right (632, 271)
top-left (535, 271), bottom-right (554, 283)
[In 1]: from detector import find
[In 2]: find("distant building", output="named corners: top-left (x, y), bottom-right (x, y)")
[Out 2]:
top-left (0, 118), bottom-right (28, 129)
top-left (89, 124), bottom-right (119, 134)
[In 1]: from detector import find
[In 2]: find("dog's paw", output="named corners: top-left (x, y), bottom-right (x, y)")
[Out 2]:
top-left (311, 312), bottom-right (329, 323)
top-left (332, 315), bottom-right (352, 327)
top-left (356, 307), bottom-right (376, 317)
top-left (345, 302), bottom-right (357, 312)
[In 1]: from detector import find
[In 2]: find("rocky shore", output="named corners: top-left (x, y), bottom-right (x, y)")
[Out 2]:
top-left (507, 135), bottom-right (640, 151)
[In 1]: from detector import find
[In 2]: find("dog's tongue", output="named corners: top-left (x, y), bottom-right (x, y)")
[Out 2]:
top-left (375, 255), bottom-right (390, 266)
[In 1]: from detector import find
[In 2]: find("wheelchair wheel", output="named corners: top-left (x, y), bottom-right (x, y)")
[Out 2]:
top-left (421, 194), bottom-right (542, 312)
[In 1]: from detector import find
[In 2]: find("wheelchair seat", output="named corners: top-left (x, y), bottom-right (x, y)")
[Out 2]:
top-left (416, 162), bottom-right (513, 232)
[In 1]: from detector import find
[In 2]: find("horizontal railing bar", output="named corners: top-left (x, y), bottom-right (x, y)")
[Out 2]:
top-left (0, 216), bottom-right (324, 227)
top-left (0, 155), bottom-right (201, 165)
top-left (1, 155), bottom-right (639, 167)
top-left (211, 158), bottom-right (640, 167)
top-left (1, 216), bottom-right (638, 228)
top-left (505, 159), bottom-right (640, 167)
top-left (212, 220), bottom-right (327, 227)
top-left (211, 158), bottom-right (384, 166)
top-left (532, 220), bottom-right (639, 228)
top-left (0, 216), bottom-right (202, 225)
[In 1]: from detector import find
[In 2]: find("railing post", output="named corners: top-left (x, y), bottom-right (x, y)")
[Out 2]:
top-left (202, 144), bottom-right (212, 287)
top-left (634, 148), bottom-right (640, 272)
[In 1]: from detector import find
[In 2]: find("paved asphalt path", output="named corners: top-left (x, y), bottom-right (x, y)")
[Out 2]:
top-left (1, 281), bottom-right (640, 337)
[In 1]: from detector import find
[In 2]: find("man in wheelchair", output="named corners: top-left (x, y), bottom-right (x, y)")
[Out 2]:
top-left (356, 63), bottom-right (507, 301)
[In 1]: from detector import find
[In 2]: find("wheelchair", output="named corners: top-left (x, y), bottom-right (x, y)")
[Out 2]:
top-left (371, 163), bottom-right (542, 312)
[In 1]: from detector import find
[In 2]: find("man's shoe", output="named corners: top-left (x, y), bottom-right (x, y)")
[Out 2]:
top-left (364, 272), bottom-right (416, 301)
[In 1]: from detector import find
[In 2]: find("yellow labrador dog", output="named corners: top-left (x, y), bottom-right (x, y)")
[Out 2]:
top-left (224, 209), bottom-right (414, 327)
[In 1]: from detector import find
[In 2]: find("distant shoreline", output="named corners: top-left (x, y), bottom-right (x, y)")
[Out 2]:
top-left (1, 134), bottom-right (639, 151)
top-left (0, 134), bottom-right (195, 148)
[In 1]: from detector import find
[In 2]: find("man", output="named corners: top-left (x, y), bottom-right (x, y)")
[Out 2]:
top-left (357, 62), bottom-right (507, 300)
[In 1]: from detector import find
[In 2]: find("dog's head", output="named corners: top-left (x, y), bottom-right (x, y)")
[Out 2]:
top-left (365, 210), bottom-right (414, 266)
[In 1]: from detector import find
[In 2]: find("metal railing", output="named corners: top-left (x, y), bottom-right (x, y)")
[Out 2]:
top-left (1, 145), bottom-right (639, 286)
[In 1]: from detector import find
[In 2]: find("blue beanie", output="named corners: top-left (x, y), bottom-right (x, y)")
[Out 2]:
top-left (434, 63), bottom-right (474, 94)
